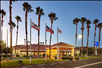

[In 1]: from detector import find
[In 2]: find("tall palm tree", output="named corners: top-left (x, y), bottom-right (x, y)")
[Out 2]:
top-left (15, 16), bottom-right (22, 57)
top-left (97, 23), bottom-right (102, 56)
top-left (80, 17), bottom-right (87, 57)
top-left (73, 18), bottom-right (80, 48)
top-left (48, 12), bottom-right (58, 59)
top-left (86, 20), bottom-right (91, 56)
top-left (0, 9), bottom-right (6, 58)
top-left (93, 19), bottom-right (99, 56)
top-left (35, 6), bottom-right (44, 57)
top-left (22, 2), bottom-right (34, 58)
top-left (8, 21), bottom-right (16, 59)
top-left (9, 0), bottom-right (17, 60)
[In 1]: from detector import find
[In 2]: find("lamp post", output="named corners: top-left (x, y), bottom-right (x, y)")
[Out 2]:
top-left (78, 35), bottom-right (82, 55)
top-left (78, 35), bottom-right (82, 48)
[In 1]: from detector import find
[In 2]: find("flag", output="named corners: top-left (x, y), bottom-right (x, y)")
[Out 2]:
top-left (31, 21), bottom-right (40, 31)
top-left (46, 25), bottom-right (54, 34)
top-left (58, 28), bottom-right (62, 34)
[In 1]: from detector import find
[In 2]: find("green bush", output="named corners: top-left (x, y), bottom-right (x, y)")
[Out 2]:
top-left (18, 60), bottom-right (23, 63)
top-left (16, 55), bottom-right (20, 57)
top-left (28, 55), bottom-right (33, 57)
top-left (75, 57), bottom-right (79, 60)
top-left (62, 56), bottom-right (73, 60)
top-left (23, 55), bottom-right (27, 57)
top-left (3, 55), bottom-right (10, 57)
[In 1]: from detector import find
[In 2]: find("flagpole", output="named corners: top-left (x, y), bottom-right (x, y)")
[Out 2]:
top-left (45, 23), bottom-right (46, 61)
top-left (30, 18), bottom-right (31, 63)
top-left (57, 26), bottom-right (58, 60)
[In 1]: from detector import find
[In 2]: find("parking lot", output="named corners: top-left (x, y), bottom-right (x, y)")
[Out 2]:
top-left (6, 58), bottom-right (102, 68)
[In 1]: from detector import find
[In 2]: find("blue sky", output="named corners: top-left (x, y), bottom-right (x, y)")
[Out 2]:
top-left (1, 1), bottom-right (102, 48)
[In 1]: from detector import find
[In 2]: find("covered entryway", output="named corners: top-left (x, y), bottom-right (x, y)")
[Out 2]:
top-left (46, 42), bottom-right (74, 59)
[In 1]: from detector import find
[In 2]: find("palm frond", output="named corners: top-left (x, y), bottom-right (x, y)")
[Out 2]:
top-left (93, 19), bottom-right (99, 24)
top-left (8, 21), bottom-right (16, 28)
top-left (86, 20), bottom-right (91, 24)
top-left (15, 16), bottom-right (22, 22)
top-left (73, 18), bottom-right (80, 24)
top-left (80, 17), bottom-right (87, 23)
top-left (0, 9), bottom-right (6, 16)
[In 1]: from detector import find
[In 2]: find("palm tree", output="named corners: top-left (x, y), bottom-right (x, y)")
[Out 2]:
top-left (15, 16), bottom-right (22, 57)
top-left (35, 6), bottom-right (44, 57)
top-left (86, 20), bottom-right (91, 56)
top-left (8, 21), bottom-right (16, 32)
top-left (9, 0), bottom-right (17, 60)
top-left (93, 19), bottom-right (99, 56)
top-left (48, 12), bottom-right (58, 59)
top-left (22, 2), bottom-right (34, 58)
top-left (8, 21), bottom-right (16, 59)
top-left (0, 9), bottom-right (6, 58)
top-left (97, 23), bottom-right (102, 56)
top-left (80, 17), bottom-right (87, 57)
top-left (73, 18), bottom-right (80, 49)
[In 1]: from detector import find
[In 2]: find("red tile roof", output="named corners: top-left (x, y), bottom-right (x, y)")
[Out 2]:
top-left (12, 42), bottom-right (74, 50)
top-left (12, 45), bottom-right (50, 50)
top-left (50, 42), bottom-right (74, 47)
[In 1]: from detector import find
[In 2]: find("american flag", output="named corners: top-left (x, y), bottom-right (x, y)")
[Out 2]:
top-left (31, 21), bottom-right (40, 31)
top-left (46, 25), bottom-right (54, 34)
top-left (58, 28), bottom-right (62, 34)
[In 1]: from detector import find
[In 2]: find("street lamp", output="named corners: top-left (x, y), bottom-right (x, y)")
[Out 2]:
top-left (78, 35), bottom-right (82, 48)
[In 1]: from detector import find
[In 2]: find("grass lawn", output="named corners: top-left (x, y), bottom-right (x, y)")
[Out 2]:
top-left (80, 56), bottom-right (102, 60)
top-left (1, 56), bottom-right (102, 68)
top-left (1, 59), bottom-right (69, 68)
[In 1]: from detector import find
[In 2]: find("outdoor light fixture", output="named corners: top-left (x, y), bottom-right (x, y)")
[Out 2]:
top-left (2, 27), bottom-right (7, 31)
top-left (78, 35), bottom-right (82, 39)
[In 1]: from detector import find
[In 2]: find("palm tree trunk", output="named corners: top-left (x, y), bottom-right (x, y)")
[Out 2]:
top-left (98, 28), bottom-right (101, 55)
top-left (81, 23), bottom-right (84, 57)
top-left (9, 0), bottom-right (12, 60)
top-left (15, 20), bottom-right (18, 56)
top-left (93, 23), bottom-right (96, 56)
top-left (1, 14), bottom-right (3, 58)
top-left (38, 14), bottom-right (40, 57)
top-left (49, 19), bottom-right (53, 59)
top-left (25, 10), bottom-right (28, 58)
top-left (75, 23), bottom-right (77, 49)
top-left (87, 25), bottom-right (89, 56)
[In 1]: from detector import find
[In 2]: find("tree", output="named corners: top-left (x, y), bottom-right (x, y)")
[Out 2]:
top-left (97, 23), bottom-right (102, 55)
top-left (86, 20), bottom-right (91, 56)
top-left (73, 18), bottom-right (80, 48)
top-left (80, 17), bottom-right (87, 57)
top-left (3, 47), bottom-right (10, 55)
top-left (0, 9), bottom-right (6, 58)
top-left (0, 40), bottom-right (6, 50)
top-left (15, 16), bottom-right (22, 57)
top-left (35, 6), bottom-right (44, 57)
top-left (22, 2), bottom-right (34, 58)
top-left (9, 0), bottom-right (17, 60)
top-left (48, 12), bottom-right (58, 58)
top-left (93, 19), bottom-right (99, 56)
top-left (88, 47), bottom-right (93, 55)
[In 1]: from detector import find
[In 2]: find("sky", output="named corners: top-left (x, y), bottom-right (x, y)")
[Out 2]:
top-left (1, 1), bottom-right (102, 48)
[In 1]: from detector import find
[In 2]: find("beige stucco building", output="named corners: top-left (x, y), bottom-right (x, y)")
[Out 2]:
top-left (12, 42), bottom-right (80, 59)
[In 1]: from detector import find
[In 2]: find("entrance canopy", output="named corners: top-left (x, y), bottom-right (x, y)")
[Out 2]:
top-left (46, 42), bottom-right (74, 59)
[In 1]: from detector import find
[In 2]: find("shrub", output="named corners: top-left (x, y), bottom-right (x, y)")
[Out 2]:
top-left (16, 55), bottom-right (20, 57)
top-left (62, 56), bottom-right (73, 60)
top-left (18, 60), bottom-right (23, 63)
top-left (23, 55), bottom-right (27, 57)
top-left (75, 57), bottom-right (79, 60)
top-left (28, 55), bottom-right (33, 57)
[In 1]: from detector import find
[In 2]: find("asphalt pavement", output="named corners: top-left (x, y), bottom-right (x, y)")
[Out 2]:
top-left (3, 58), bottom-right (102, 68)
